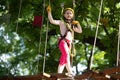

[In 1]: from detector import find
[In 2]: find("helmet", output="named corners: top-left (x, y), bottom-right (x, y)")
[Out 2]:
top-left (63, 8), bottom-right (74, 14)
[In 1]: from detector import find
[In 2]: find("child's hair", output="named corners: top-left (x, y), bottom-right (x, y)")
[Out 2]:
top-left (63, 8), bottom-right (75, 22)
top-left (63, 8), bottom-right (74, 14)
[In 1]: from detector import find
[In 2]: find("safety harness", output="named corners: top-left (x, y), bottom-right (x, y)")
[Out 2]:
top-left (58, 22), bottom-right (76, 57)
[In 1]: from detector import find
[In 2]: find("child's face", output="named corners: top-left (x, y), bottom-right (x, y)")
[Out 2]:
top-left (64, 10), bottom-right (74, 20)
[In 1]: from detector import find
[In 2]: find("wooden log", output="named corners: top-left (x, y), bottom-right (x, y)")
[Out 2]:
top-left (100, 67), bottom-right (120, 74)
top-left (0, 67), bottom-right (120, 80)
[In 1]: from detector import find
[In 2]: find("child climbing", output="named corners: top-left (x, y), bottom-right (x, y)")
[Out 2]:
top-left (46, 5), bottom-right (82, 77)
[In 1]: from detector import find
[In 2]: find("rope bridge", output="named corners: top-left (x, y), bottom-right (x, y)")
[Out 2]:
top-left (0, 67), bottom-right (120, 80)
top-left (2, 0), bottom-right (119, 80)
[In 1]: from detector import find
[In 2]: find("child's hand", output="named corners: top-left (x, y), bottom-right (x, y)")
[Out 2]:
top-left (46, 5), bottom-right (51, 13)
top-left (72, 21), bottom-right (79, 25)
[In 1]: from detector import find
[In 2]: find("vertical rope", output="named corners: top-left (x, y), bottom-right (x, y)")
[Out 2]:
top-left (10, 0), bottom-right (22, 75)
top-left (36, 0), bottom-right (46, 74)
top-left (5, 1), bottom-right (11, 75)
top-left (36, 24), bottom-right (42, 74)
top-left (38, 0), bottom-right (46, 59)
top-left (72, 0), bottom-right (76, 9)
top-left (16, 0), bottom-right (22, 33)
top-left (49, 0), bottom-right (51, 6)
top-left (116, 22), bottom-right (120, 66)
top-left (71, 0), bottom-right (76, 67)
top-left (90, 0), bottom-right (103, 70)
top-left (42, 0), bottom-right (50, 74)
top-left (13, 0), bottom-right (21, 55)
top-left (60, 3), bottom-right (64, 15)
top-left (42, 20), bottom-right (49, 73)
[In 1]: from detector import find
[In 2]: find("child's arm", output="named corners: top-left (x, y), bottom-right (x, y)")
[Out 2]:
top-left (47, 6), bottom-right (60, 25)
top-left (72, 21), bottom-right (82, 33)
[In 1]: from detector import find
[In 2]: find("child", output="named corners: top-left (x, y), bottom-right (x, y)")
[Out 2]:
top-left (47, 6), bottom-right (82, 77)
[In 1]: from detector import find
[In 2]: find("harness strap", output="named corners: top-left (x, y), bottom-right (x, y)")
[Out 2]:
top-left (58, 30), bottom-right (70, 46)
top-left (58, 21), bottom-right (76, 58)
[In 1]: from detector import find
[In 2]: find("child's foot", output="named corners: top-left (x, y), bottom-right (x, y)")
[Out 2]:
top-left (65, 73), bottom-right (75, 78)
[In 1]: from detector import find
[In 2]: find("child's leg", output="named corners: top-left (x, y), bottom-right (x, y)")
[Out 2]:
top-left (65, 55), bottom-right (73, 74)
top-left (58, 40), bottom-right (72, 74)
top-left (58, 64), bottom-right (65, 73)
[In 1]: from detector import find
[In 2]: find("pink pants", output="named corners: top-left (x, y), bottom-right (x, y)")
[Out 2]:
top-left (58, 39), bottom-right (71, 65)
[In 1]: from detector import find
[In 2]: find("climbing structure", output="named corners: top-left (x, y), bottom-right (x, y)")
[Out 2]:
top-left (0, 67), bottom-right (120, 80)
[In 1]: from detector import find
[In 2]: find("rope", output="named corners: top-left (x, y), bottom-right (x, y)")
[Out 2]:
top-left (42, 20), bottom-right (49, 73)
top-left (72, 0), bottom-right (76, 9)
top-left (89, 0), bottom-right (103, 70)
top-left (11, 0), bottom-right (22, 73)
top-left (116, 22), bottom-right (120, 66)
top-left (42, 0), bottom-right (50, 74)
top-left (49, 0), bottom-right (51, 6)
top-left (36, 26), bottom-right (42, 74)
top-left (70, 0), bottom-right (76, 66)
top-left (38, 0), bottom-right (47, 54)
top-left (61, 3), bottom-right (64, 15)
top-left (35, 0), bottom-right (46, 74)
top-left (16, 0), bottom-right (22, 33)
top-left (36, 0), bottom-right (46, 73)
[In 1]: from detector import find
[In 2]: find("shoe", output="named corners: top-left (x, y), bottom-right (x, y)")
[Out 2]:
top-left (65, 73), bottom-right (75, 78)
